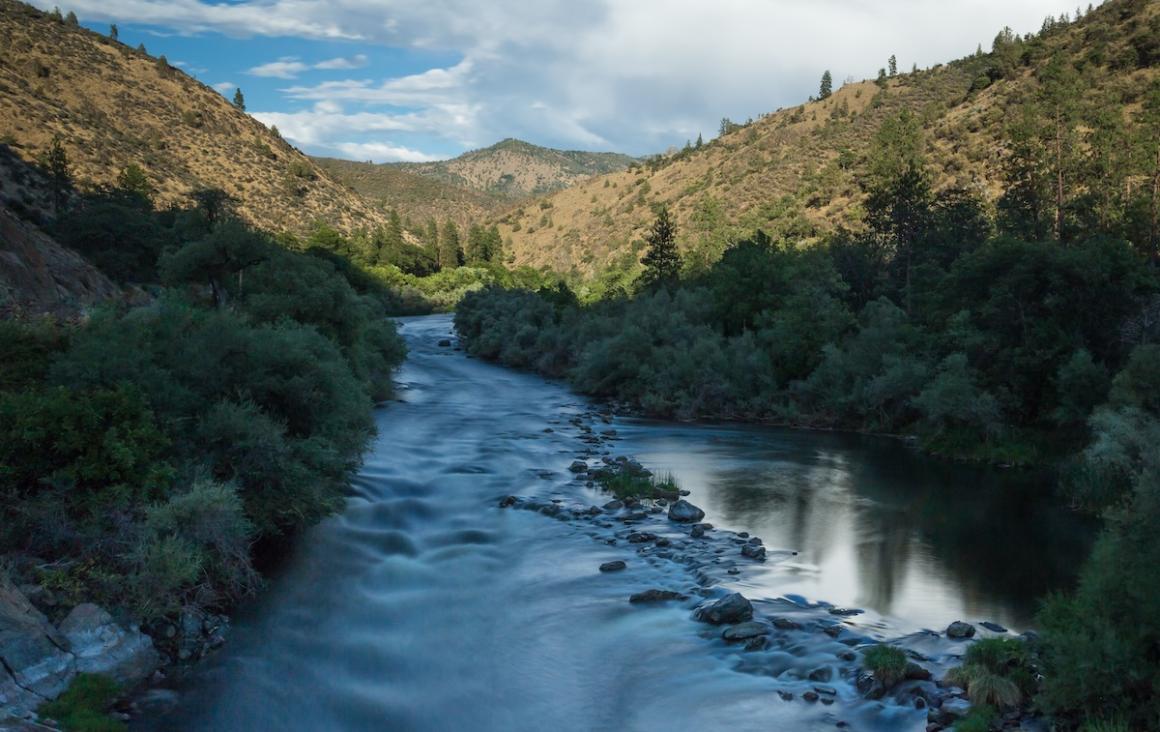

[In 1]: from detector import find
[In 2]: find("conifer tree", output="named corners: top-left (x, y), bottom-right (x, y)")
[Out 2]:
top-left (695, 133), bottom-right (703, 149)
top-left (42, 136), bottom-right (71, 214)
top-left (109, 23), bottom-right (118, 40)
top-left (438, 221), bottom-right (463, 270)
top-left (639, 207), bottom-right (681, 288)
top-left (233, 88), bottom-right (246, 111)
top-left (65, 10), bottom-right (78, 25)
top-left (888, 55), bottom-right (897, 76)
top-left (819, 70), bottom-right (833, 100)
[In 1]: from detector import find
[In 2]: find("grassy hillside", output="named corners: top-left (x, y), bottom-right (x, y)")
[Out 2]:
top-left (495, 0), bottom-right (1160, 276)
top-left (0, 0), bottom-right (387, 234)
top-left (395, 138), bottom-right (636, 198)
top-left (311, 155), bottom-right (503, 233)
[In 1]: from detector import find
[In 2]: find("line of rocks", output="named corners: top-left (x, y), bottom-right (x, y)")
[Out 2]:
top-left (505, 406), bottom-right (1048, 730)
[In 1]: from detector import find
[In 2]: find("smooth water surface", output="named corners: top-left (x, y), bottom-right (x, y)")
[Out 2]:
top-left (140, 314), bottom-right (1091, 732)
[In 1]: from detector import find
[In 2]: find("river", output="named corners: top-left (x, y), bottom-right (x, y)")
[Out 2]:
top-left (138, 313), bottom-right (1092, 731)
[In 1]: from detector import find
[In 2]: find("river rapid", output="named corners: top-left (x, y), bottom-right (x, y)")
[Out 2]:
top-left (138, 313), bottom-right (1091, 732)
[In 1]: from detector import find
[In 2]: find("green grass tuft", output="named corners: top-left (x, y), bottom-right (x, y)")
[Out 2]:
top-left (38, 674), bottom-right (125, 732)
top-left (861, 644), bottom-right (908, 687)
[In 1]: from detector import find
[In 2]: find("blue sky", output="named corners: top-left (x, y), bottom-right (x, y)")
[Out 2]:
top-left (37, 0), bottom-right (1087, 163)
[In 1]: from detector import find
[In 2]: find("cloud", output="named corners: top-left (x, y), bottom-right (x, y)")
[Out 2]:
top-left (331, 141), bottom-right (440, 163)
top-left (315, 54), bottom-right (369, 70)
top-left (212, 81), bottom-right (237, 94)
top-left (247, 57), bottom-right (309, 79)
top-left (38, 0), bottom-right (1081, 156)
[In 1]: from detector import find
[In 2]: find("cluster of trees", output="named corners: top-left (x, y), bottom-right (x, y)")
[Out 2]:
top-left (1, 176), bottom-right (406, 621)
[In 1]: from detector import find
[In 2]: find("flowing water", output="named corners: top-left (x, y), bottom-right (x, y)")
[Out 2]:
top-left (139, 313), bottom-right (1092, 732)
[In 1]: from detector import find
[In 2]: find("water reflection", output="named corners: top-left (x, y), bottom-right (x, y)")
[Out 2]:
top-left (624, 423), bottom-right (1095, 630)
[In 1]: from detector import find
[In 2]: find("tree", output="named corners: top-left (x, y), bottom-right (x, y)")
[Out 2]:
top-left (65, 10), bottom-right (77, 25)
top-left (438, 220), bottom-right (463, 270)
top-left (819, 70), bottom-right (833, 100)
top-left (423, 218), bottom-right (439, 252)
top-left (48, 6), bottom-right (62, 22)
top-left (888, 55), bottom-right (898, 76)
top-left (998, 104), bottom-right (1051, 240)
top-left (1038, 51), bottom-right (1081, 240)
top-left (109, 23), bottom-right (117, 41)
top-left (639, 207), bottom-right (681, 288)
top-left (116, 164), bottom-right (153, 203)
top-left (160, 220), bottom-right (269, 308)
top-left (41, 136), bottom-right (71, 214)
top-left (137, 43), bottom-right (146, 55)
top-left (232, 88), bottom-right (246, 112)
top-left (1137, 80), bottom-right (1160, 259)
top-left (190, 188), bottom-right (235, 230)
top-left (695, 133), bottom-right (703, 149)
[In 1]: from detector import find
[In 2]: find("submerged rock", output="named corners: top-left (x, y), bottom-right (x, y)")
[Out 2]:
top-left (722, 622), bottom-right (770, 641)
top-left (740, 544), bottom-right (766, 561)
top-left (667, 500), bottom-right (705, 523)
top-left (979, 621), bottom-right (1008, 633)
top-left (945, 621), bottom-right (976, 640)
top-left (599, 561), bottom-right (627, 573)
top-left (629, 589), bottom-right (687, 604)
top-left (568, 460), bottom-right (589, 473)
top-left (694, 593), bottom-right (753, 625)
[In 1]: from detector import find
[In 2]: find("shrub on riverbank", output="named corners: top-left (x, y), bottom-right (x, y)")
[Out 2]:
top-left (0, 193), bottom-right (407, 624)
top-left (861, 645), bottom-right (908, 687)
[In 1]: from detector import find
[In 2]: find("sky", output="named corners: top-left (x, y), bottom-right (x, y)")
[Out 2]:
top-left (36, 0), bottom-right (1086, 163)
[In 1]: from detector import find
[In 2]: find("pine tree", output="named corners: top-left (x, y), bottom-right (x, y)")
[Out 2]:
top-left (109, 23), bottom-right (118, 41)
top-left (424, 218), bottom-right (439, 252)
top-left (888, 55), bottom-right (897, 76)
top-left (137, 43), bottom-right (146, 55)
top-left (876, 68), bottom-right (888, 87)
top-left (1038, 52), bottom-right (1081, 240)
top-left (117, 164), bottom-right (152, 203)
top-left (639, 207), bottom-right (681, 288)
top-left (65, 10), bottom-right (78, 25)
top-left (695, 133), bottom-right (703, 149)
top-left (233, 88), bottom-right (246, 111)
top-left (466, 223), bottom-right (486, 263)
top-left (1138, 80), bottom-right (1160, 258)
top-left (41, 136), bottom-right (71, 214)
top-left (438, 221), bottom-right (463, 270)
top-left (819, 70), bottom-right (833, 100)
top-left (49, 6), bottom-right (62, 22)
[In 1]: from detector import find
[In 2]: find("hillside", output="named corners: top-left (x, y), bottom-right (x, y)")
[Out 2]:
top-left (311, 156), bottom-right (503, 232)
top-left (495, 0), bottom-right (1160, 276)
top-left (393, 138), bottom-right (636, 198)
top-left (0, 0), bottom-right (386, 235)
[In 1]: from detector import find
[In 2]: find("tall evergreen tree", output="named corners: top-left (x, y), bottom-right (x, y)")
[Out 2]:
top-left (1038, 52), bottom-right (1081, 240)
top-left (1138, 80), bottom-right (1160, 258)
top-left (424, 217), bottom-right (440, 253)
top-left (888, 55), bottom-right (898, 76)
top-left (438, 221), bottom-right (463, 270)
top-left (999, 104), bottom-right (1052, 241)
top-left (639, 207), bottom-right (681, 288)
top-left (65, 10), bottom-right (77, 25)
top-left (232, 88), bottom-right (246, 111)
top-left (41, 136), bottom-right (71, 214)
top-left (819, 70), bottom-right (833, 100)
top-left (695, 133), bottom-right (703, 149)
top-left (109, 23), bottom-right (118, 40)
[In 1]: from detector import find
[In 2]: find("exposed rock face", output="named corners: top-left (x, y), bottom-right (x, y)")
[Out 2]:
top-left (0, 585), bottom-right (72, 715)
top-left (59, 604), bottom-right (160, 689)
top-left (0, 208), bottom-right (119, 317)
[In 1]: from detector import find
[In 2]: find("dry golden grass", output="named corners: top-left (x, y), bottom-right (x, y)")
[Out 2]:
top-left (0, 0), bottom-right (387, 235)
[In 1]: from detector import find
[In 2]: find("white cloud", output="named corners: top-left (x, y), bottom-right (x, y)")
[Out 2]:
top-left (315, 54), bottom-right (369, 70)
top-left (212, 81), bottom-right (237, 94)
top-left (331, 141), bottom-right (439, 163)
top-left (38, 0), bottom-right (1088, 155)
top-left (247, 57), bottom-right (309, 79)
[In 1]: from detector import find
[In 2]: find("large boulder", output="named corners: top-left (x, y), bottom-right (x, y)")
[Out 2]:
top-left (945, 621), bottom-right (976, 640)
top-left (667, 500), bottom-right (705, 523)
top-left (0, 584), bottom-right (74, 713)
top-left (59, 605), bottom-right (159, 689)
top-left (694, 593), bottom-right (754, 625)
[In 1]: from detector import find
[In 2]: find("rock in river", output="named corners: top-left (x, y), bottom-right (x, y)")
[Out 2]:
top-left (599, 561), bottom-right (627, 573)
top-left (945, 621), bottom-right (976, 640)
top-left (667, 500), bottom-right (705, 523)
top-left (722, 622), bottom-right (770, 642)
top-left (629, 589), bottom-right (687, 604)
top-left (694, 593), bottom-right (753, 625)
top-left (569, 460), bottom-right (589, 473)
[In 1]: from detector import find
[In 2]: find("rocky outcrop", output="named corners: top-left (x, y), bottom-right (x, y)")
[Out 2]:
top-left (0, 584), bottom-right (160, 720)
top-left (59, 605), bottom-right (159, 689)
top-left (0, 585), bottom-right (72, 716)
top-left (0, 208), bottom-right (119, 317)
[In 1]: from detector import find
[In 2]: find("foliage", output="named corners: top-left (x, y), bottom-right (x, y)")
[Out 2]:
top-left (861, 644), bottom-right (908, 687)
top-left (38, 674), bottom-right (125, 732)
top-left (945, 638), bottom-right (1034, 708)
top-left (955, 705), bottom-right (998, 732)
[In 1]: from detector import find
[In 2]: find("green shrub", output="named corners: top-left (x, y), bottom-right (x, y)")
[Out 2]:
top-left (945, 638), bottom-right (1032, 708)
top-left (955, 705), bottom-right (997, 732)
top-left (0, 318), bottom-right (67, 391)
top-left (39, 674), bottom-right (125, 732)
top-left (861, 644), bottom-right (908, 687)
